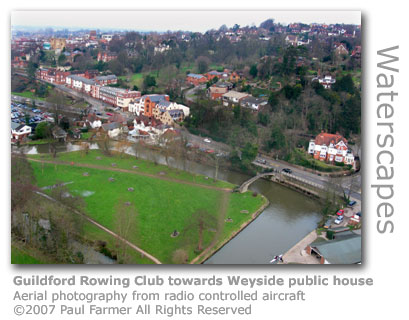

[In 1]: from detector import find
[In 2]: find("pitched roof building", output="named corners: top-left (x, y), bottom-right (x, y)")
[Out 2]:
top-left (308, 132), bottom-right (355, 166)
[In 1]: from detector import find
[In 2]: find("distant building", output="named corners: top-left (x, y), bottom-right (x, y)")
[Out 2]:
top-left (99, 87), bottom-right (140, 111)
top-left (186, 73), bottom-right (207, 86)
top-left (312, 75), bottom-right (336, 89)
top-left (239, 96), bottom-right (268, 111)
top-left (334, 43), bottom-right (349, 56)
top-left (285, 35), bottom-right (298, 46)
top-left (222, 90), bottom-right (249, 106)
top-left (97, 51), bottom-right (117, 62)
top-left (128, 94), bottom-right (170, 117)
top-left (94, 74), bottom-right (117, 86)
top-left (208, 86), bottom-right (228, 100)
top-left (50, 38), bottom-right (66, 50)
top-left (308, 132), bottom-right (355, 166)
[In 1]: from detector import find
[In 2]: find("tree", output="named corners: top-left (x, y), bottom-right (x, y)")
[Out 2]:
top-left (11, 153), bottom-right (36, 211)
top-left (58, 54), bottom-right (67, 66)
top-left (241, 142), bottom-right (258, 164)
top-left (268, 92), bottom-right (279, 112)
top-left (196, 56), bottom-right (209, 74)
top-left (269, 124), bottom-right (286, 151)
top-left (27, 61), bottom-right (38, 81)
top-left (47, 91), bottom-right (65, 125)
top-left (35, 122), bottom-right (52, 139)
top-left (114, 199), bottom-right (138, 264)
top-left (249, 64), bottom-right (258, 78)
top-left (184, 209), bottom-right (217, 252)
top-left (143, 75), bottom-right (157, 91)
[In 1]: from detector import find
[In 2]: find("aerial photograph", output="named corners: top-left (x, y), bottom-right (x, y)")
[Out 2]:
top-left (10, 11), bottom-right (361, 265)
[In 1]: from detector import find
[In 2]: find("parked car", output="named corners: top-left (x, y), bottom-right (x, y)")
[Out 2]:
top-left (348, 200), bottom-right (357, 207)
top-left (336, 209), bottom-right (345, 216)
top-left (323, 218), bottom-right (333, 229)
top-left (282, 168), bottom-right (292, 174)
top-left (356, 211), bottom-right (361, 217)
top-left (106, 112), bottom-right (113, 116)
top-left (204, 138), bottom-right (211, 143)
top-left (334, 215), bottom-right (344, 225)
top-left (256, 159), bottom-right (267, 164)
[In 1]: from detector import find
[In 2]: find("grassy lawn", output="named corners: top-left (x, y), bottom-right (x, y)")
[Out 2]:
top-left (11, 245), bottom-right (45, 264)
top-left (12, 91), bottom-right (46, 101)
top-left (28, 150), bottom-right (265, 264)
top-left (29, 149), bottom-right (233, 189)
top-left (80, 132), bottom-right (95, 140)
top-left (26, 138), bottom-right (54, 145)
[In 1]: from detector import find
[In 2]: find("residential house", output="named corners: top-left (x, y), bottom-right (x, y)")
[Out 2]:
top-left (334, 43), bottom-right (349, 56)
top-left (222, 90), bottom-right (249, 106)
top-left (186, 73), bottom-right (207, 86)
top-left (11, 122), bottom-right (31, 141)
top-left (208, 86), bottom-right (228, 100)
top-left (152, 107), bottom-right (184, 126)
top-left (97, 51), bottom-right (117, 62)
top-left (101, 122), bottom-right (122, 138)
top-left (85, 113), bottom-right (102, 129)
top-left (285, 35), bottom-right (298, 46)
top-left (128, 94), bottom-right (169, 116)
top-left (351, 46), bottom-right (361, 59)
top-left (52, 126), bottom-right (67, 142)
top-left (205, 70), bottom-right (223, 81)
top-left (308, 132), bottom-right (355, 166)
top-left (94, 74), bottom-right (117, 86)
top-left (312, 75), bottom-right (336, 89)
top-left (240, 96), bottom-right (268, 111)
top-left (229, 71), bottom-right (243, 82)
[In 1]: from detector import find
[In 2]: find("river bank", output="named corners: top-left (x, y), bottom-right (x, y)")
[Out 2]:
top-left (14, 141), bottom-right (322, 264)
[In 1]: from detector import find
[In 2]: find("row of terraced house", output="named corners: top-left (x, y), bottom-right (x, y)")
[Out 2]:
top-left (36, 68), bottom-right (190, 127)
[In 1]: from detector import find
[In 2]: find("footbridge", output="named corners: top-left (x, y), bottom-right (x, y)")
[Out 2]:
top-left (238, 170), bottom-right (326, 196)
top-left (238, 172), bottom-right (277, 193)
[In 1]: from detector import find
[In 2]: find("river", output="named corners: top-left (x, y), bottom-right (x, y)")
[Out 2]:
top-left (14, 141), bottom-right (321, 264)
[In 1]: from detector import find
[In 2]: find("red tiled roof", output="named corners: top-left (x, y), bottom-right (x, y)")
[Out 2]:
top-left (314, 132), bottom-right (347, 146)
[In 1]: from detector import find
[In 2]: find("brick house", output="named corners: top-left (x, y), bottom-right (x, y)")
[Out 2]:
top-left (205, 70), bottom-right (222, 81)
top-left (97, 51), bottom-right (117, 62)
top-left (186, 73), bottom-right (207, 86)
top-left (128, 94), bottom-right (169, 116)
top-left (308, 132), bottom-right (355, 166)
top-left (334, 43), bottom-right (349, 56)
top-left (208, 86), bottom-right (228, 100)
top-left (94, 75), bottom-right (117, 86)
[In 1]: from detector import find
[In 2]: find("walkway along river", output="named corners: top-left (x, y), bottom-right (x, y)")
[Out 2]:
top-left (14, 142), bottom-right (322, 264)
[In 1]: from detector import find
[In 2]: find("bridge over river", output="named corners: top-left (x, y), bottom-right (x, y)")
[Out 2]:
top-left (238, 170), bottom-right (325, 196)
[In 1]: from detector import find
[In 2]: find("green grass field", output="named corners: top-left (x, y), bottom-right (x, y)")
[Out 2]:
top-left (28, 150), bottom-right (265, 264)
top-left (11, 245), bottom-right (45, 264)
top-left (12, 91), bottom-right (46, 101)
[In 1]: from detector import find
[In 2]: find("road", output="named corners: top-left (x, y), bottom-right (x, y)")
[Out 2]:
top-left (253, 155), bottom-right (361, 201)
top-left (178, 130), bottom-right (361, 201)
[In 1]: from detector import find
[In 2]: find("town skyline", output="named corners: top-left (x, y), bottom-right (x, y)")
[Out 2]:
top-left (12, 11), bottom-right (361, 33)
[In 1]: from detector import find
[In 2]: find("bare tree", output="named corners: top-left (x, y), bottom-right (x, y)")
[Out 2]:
top-left (116, 140), bottom-right (131, 158)
top-left (184, 209), bottom-right (217, 252)
top-left (47, 90), bottom-right (66, 125)
top-left (80, 142), bottom-right (90, 157)
top-left (114, 199), bottom-right (138, 264)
